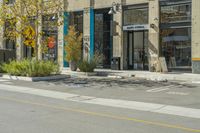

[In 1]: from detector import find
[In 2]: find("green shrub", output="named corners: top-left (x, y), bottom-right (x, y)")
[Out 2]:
top-left (1, 59), bottom-right (60, 77)
top-left (0, 63), bottom-right (4, 73)
top-left (78, 52), bottom-right (104, 72)
top-left (78, 60), bottom-right (96, 72)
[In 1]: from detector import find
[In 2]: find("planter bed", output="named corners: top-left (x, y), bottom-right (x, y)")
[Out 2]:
top-left (1, 74), bottom-right (69, 82)
top-left (64, 71), bottom-right (97, 78)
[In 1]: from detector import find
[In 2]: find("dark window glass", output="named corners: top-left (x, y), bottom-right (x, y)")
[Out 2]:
top-left (94, 10), bottom-right (112, 68)
top-left (5, 40), bottom-right (15, 49)
top-left (4, 21), bottom-right (16, 50)
top-left (160, 3), bottom-right (191, 23)
top-left (123, 6), bottom-right (148, 25)
top-left (161, 28), bottom-right (191, 68)
top-left (42, 14), bottom-right (58, 61)
top-left (69, 12), bottom-right (83, 35)
top-left (23, 18), bottom-right (35, 58)
top-left (160, 0), bottom-right (191, 4)
top-left (69, 11), bottom-right (83, 58)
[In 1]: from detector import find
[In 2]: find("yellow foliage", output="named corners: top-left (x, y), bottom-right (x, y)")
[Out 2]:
top-left (23, 26), bottom-right (36, 38)
top-left (22, 26), bottom-right (36, 48)
top-left (64, 25), bottom-right (82, 62)
top-left (24, 39), bottom-right (36, 48)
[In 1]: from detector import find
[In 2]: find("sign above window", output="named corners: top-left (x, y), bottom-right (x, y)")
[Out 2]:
top-left (123, 24), bottom-right (149, 31)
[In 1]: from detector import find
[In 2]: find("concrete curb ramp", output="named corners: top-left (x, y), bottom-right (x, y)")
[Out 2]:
top-left (0, 84), bottom-right (200, 119)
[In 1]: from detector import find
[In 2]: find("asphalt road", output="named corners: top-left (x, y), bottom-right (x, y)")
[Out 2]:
top-left (0, 81), bottom-right (200, 133)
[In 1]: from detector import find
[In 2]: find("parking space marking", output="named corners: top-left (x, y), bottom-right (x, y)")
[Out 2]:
top-left (0, 79), bottom-right (10, 82)
top-left (167, 92), bottom-right (190, 96)
top-left (0, 79), bottom-right (13, 85)
top-left (192, 81), bottom-right (200, 84)
top-left (146, 85), bottom-right (183, 93)
top-left (146, 85), bottom-right (175, 92)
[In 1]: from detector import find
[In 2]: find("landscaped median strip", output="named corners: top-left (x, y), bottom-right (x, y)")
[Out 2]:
top-left (0, 84), bottom-right (200, 119)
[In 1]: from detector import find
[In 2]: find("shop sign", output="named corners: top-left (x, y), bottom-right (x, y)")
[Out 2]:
top-left (48, 37), bottom-right (56, 49)
top-left (123, 24), bottom-right (149, 31)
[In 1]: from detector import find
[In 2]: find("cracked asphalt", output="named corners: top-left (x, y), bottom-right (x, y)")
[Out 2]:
top-left (0, 76), bottom-right (200, 108)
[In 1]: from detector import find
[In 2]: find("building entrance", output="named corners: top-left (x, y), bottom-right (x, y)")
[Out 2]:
top-left (127, 31), bottom-right (148, 70)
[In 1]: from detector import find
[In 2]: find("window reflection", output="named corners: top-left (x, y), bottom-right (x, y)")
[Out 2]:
top-left (4, 21), bottom-right (16, 50)
top-left (123, 7), bottom-right (148, 25)
top-left (42, 14), bottom-right (58, 61)
top-left (69, 12), bottom-right (83, 58)
top-left (94, 10), bottom-right (112, 68)
top-left (161, 3), bottom-right (191, 23)
top-left (69, 12), bottom-right (83, 35)
top-left (161, 28), bottom-right (191, 68)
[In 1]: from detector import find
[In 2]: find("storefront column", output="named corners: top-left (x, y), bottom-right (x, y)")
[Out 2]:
top-left (37, 15), bottom-right (43, 60)
top-left (113, 5), bottom-right (123, 70)
top-left (192, 0), bottom-right (200, 74)
top-left (16, 21), bottom-right (23, 60)
top-left (63, 12), bottom-right (69, 67)
top-left (15, 1), bottom-right (23, 60)
top-left (57, 13), bottom-right (64, 68)
top-left (83, 7), bottom-right (94, 61)
top-left (148, 0), bottom-right (160, 72)
top-left (90, 8), bottom-right (94, 60)
top-left (0, 26), bottom-right (4, 49)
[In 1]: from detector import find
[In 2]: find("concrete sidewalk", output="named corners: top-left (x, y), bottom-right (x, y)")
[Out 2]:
top-left (62, 68), bottom-right (200, 82)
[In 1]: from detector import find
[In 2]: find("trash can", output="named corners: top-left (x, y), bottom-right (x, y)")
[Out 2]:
top-left (111, 57), bottom-right (120, 70)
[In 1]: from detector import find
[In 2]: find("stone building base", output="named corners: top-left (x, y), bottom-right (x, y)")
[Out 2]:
top-left (192, 61), bottom-right (200, 74)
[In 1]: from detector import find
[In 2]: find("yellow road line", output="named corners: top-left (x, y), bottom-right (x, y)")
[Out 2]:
top-left (0, 96), bottom-right (200, 133)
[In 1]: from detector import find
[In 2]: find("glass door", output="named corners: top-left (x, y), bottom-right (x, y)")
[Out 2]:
top-left (127, 32), bottom-right (134, 69)
top-left (133, 31), bottom-right (144, 70)
top-left (127, 31), bottom-right (148, 70)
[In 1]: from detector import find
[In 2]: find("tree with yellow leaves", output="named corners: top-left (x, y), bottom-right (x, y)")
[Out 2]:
top-left (0, 0), bottom-right (67, 60)
top-left (23, 26), bottom-right (36, 48)
top-left (64, 25), bottom-right (82, 71)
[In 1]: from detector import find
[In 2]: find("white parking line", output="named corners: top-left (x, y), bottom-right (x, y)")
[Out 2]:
top-left (146, 85), bottom-right (184, 93)
top-left (0, 79), bottom-right (13, 85)
top-left (0, 84), bottom-right (200, 119)
top-left (0, 79), bottom-right (10, 82)
top-left (167, 91), bottom-right (190, 96)
top-left (146, 85), bottom-right (175, 92)
top-left (192, 81), bottom-right (200, 84)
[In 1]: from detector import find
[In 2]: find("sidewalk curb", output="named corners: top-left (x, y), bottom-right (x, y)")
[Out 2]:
top-left (1, 74), bottom-right (69, 82)
top-left (59, 68), bottom-right (200, 82)
top-left (65, 71), bottom-right (98, 78)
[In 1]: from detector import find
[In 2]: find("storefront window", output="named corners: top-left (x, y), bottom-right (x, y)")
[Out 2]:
top-left (94, 9), bottom-right (112, 68)
top-left (42, 14), bottom-right (58, 61)
top-left (161, 28), bottom-right (191, 68)
top-left (69, 12), bottom-right (83, 35)
top-left (24, 18), bottom-right (35, 58)
top-left (123, 6), bottom-right (148, 26)
top-left (69, 12), bottom-right (83, 58)
top-left (4, 21), bottom-right (16, 50)
top-left (160, 2), bottom-right (191, 23)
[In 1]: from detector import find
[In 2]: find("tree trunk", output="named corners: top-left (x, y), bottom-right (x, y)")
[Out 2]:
top-left (35, 22), bottom-right (39, 60)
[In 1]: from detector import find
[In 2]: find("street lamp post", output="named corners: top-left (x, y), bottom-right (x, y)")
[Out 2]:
top-left (108, 2), bottom-right (121, 15)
